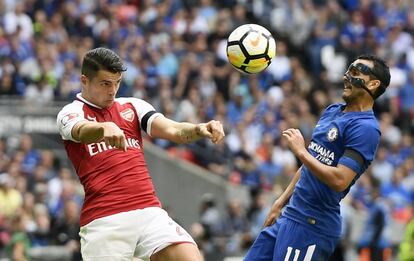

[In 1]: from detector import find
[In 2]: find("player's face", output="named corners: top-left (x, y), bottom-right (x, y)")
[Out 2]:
top-left (342, 59), bottom-right (375, 103)
top-left (81, 70), bottom-right (122, 108)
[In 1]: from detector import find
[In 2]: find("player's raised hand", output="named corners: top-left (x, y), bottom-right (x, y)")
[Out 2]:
top-left (282, 128), bottom-right (306, 156)
top-left (196, 120), bottom-right (225, 144)
top-left (102, 122), bottom-right (127, 151)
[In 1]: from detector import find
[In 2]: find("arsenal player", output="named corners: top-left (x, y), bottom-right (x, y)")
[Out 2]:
top-left (57, 48), bottom-right (225, 261)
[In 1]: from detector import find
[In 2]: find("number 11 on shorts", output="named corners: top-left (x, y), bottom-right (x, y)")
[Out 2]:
top-left (284, 244), bottom-right (316, 261)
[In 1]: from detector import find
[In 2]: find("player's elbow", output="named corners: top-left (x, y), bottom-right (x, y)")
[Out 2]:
top-left (331, 184), bottom-right (347, 193)
top-left (330, 178), bottom-right (350, 193)
top-left (330, 165), bottom-right (357, 192)
top-left (153, 125), bottom-right (182, 143)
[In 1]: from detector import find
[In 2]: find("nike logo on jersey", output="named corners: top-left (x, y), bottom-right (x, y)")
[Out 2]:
top-left (86, 115), bottom-right (97, 122)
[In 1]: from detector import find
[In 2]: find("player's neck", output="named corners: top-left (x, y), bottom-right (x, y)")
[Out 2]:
top-left (78, 92), bottom-right (103, 109)
top-left (80, 92), bottom-right (94, 104)
top-left (343, 100), bottom-right (373, 112)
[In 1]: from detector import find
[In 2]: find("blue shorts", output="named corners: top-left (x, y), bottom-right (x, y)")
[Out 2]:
top-left (244, 217), bottom-right (339, 261)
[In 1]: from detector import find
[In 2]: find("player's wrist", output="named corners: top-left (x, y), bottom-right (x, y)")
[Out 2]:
top-left (296, 148), bottom-right (308, 161)
top-left (195, 123), bottom-right (205, 137)
top-left (273, 198), bottom-right (286, 209)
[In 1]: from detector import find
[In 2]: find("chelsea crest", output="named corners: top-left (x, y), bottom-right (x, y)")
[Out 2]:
top-left (327, 127), bottom-right (339, 142)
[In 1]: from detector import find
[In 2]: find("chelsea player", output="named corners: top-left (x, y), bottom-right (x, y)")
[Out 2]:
top-left (244, 55), bottom-right (391, 261)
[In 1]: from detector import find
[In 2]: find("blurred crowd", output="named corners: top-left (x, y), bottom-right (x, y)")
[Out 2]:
top-left (0, 0), bottom-right (414, 260)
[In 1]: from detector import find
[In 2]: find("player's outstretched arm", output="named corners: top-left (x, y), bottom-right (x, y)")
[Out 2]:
top-left (72, 121), bottom-right (127, 151)
top-left (282, 128), bottom-right (357, 192)
top-left (150, 116), bottom-right (225, 144)
top-left (264, 166), bottom-right (302, 227)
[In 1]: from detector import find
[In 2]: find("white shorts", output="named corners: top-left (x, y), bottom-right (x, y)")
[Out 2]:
top-left (79, 207), bottom-right (196, 261)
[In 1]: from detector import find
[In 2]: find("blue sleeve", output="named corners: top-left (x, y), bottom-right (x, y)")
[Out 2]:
top-left (338, 156), bottom-right (363, 175)
top-left (338, 121), bottom-right (380, 175)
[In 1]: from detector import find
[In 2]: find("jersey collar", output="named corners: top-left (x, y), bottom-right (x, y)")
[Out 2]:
top-left (76, 93), bottom-right (103, 109)
top-left (341, 103), bottom-right (374, 115)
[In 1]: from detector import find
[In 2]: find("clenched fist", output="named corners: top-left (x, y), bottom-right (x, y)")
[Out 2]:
top-left (101, 122), bottom-right (127, 151)
top-left (196, 120), bottom-right (225, 144)
top-left (282, 128), bottom-right (306, 157)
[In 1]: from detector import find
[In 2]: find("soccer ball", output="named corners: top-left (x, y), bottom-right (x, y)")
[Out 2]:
top-left (227, 24), bottom-right (276, 74)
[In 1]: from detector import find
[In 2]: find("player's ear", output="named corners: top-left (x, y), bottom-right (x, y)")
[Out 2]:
top-left (368, 79), bottom-right (381, 94)
top-left (81, 75), bottom-right (88, 87)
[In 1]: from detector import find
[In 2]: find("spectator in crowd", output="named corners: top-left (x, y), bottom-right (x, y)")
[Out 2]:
top-left (247, 189), bottom-right (269, 239)
top-left (371, 146), bottom-right (395, 184)
top-left (5, 213), bottom-right (31, 261)
top-left (398, 70), bottom-right (414, 132)
top-left (51, 199), bottom-right (81, 260)
top-left (199, 193), bottom-right (221, 239)
top-left (399, 204), bottom-right (414, 261)
top-left (358, 179), bottom-right (391, 261)
top-left (0, 173), bottom-right (22, 219)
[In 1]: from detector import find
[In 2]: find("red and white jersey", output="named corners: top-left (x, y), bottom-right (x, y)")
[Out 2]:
top-left (57, 93), bottom-right (162, 226)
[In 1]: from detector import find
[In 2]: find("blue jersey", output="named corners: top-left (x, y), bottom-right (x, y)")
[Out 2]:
top-left (283, 103), bottom-right (381, 237)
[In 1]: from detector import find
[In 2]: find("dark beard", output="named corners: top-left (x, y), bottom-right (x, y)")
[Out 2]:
top-left (342, 93), bottom-right (351, 103)
top-left (342, 87), bottom-right (362, 104)
top-left (342, 81), bottom-right (359, 104)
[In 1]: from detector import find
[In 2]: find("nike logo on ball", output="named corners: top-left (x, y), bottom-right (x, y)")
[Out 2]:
top-left (250, 34), bottom-right (260, 46)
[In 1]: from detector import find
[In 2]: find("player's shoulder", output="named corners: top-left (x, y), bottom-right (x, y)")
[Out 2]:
top-left (116, 97), bottom-right (152, 106)
top-left (352, 116), bottom-right (380, 133)
top-left (115, 97), bottom-right (157, 116)
top-left (346, 113), bottom-right (380, 137)
top-left (348, 110), bottom-right (379, 129)
top-left (116, 97), bottom-right (138, 104)
top-left (58, 100), bottom-right (85, 116)
top-left (322, 103), bottom-right (344, 115)
top-left (326, 103), bottom-right (343, 111)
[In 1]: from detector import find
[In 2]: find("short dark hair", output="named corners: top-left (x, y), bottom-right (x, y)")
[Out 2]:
top-left (357, 54), bottom-right (390, 99)
top-left (81, 48), bottom-right (127, 79)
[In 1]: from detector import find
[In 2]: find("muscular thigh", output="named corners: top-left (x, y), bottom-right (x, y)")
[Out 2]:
top-left (274, 219), bottom-right (339, 261)
top-left (135, 207), bottom-right (198, 261)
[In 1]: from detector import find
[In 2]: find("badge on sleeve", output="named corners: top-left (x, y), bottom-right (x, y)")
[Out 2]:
top-left (61, 113), bottom-right (79, 126)
top-left (327, 127), bottom-right (339, 142)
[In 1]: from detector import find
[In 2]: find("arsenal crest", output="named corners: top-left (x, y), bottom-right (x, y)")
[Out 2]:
top-left (120, 108), bottom-right (134, 122)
